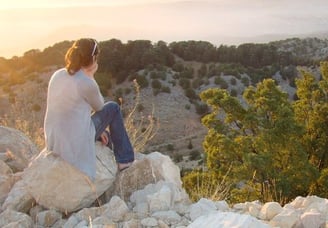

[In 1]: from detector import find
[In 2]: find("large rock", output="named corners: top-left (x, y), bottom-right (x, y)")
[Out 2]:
top-left (0, 160), bottom-right (15, 205)
top-left (21, 142), bottom-right (117, 213)
top-left (0, 126), bottom-right (39, 172)
top-left (1, 175), bottom-right (35, 213)
top-left (108, 152), bottom-right (185, 201)
top-left (188, 211), bottom-right (271, 228)
top-left (0, 209), bottom-right (33, 228)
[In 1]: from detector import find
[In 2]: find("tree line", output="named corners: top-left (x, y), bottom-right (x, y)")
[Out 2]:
top-left (0, 38), bottom-right (319, 87)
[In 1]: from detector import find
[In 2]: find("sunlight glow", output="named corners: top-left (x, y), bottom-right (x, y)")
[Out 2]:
top-left (0, 0), bottom-right (170, 9)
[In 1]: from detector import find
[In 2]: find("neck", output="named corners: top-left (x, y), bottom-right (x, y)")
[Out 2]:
top-left (81, 68), bottom-right (94, 78)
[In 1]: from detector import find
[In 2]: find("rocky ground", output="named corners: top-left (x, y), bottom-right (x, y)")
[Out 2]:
top-left (1, 126), bottom-right (328, 228)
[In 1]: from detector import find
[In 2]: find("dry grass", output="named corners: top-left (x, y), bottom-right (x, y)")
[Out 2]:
top-left (1, 79), bottom-right (158, 154)
top-left (123, 79), bottom-right (159, 153)
top-left (0, 96), bottom-right (45, 150)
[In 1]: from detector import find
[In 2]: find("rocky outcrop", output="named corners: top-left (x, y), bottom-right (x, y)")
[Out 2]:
top-left (0, 126), bottom-right (38, 172)
top-left (1, 126), bottom-right (328, 228)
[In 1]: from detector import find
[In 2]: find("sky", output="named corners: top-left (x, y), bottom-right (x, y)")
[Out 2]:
top-left (0, 0), bottom-right (328, 58)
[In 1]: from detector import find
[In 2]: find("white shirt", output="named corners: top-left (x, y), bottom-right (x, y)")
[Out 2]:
top-left (44, 68), bottom-right (104, 180)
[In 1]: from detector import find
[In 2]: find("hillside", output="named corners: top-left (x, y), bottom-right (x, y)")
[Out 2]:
top-left (0, 37), bottom-right (327, 171)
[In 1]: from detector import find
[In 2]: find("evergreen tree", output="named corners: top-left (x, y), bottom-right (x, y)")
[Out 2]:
top-left (185, 79), bottom-right (317, 204)
top-left (294, 62), bottom-right (328, 197)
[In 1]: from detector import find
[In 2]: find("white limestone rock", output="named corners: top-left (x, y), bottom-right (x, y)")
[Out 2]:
top-left (188, 211), bottom-right (270, 228)
top-left (147, 185), bottom-right (172, 213)
top-left (21, 143), bottom-right (117, 213)
top-left (141, 217), bottom-right (158, 227)
top-left (300, 211), bottom-right (325, 228)
top-left (110, 152), bottom-right (189, 203)
top-left (259, 201), bottom-right (283, 220)
top-left (1, 177), bottom-right (35, 213)
top-left (0, 126), bottom-right (38, 172)
top-left (36, 209), bottom-right (62, 227)
top-left (152, 210), bottom-right (181, 226)
top-left (103, 195), bottom-right (129, 222)
top-left (189, 198), bottom-right (217, 221)
top-left (269, 207), bottom-right (300, 228)
top-left (0, 209), bottom-right (33, 228)
top-left (214, 200), bottom-right (230, 212)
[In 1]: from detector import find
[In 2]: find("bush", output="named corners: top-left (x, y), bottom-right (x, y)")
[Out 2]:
top-left (135, 74), bottom-right (149, 88)
top-left (151, 79), bottom-right (162, 90)
top-left (161, 86), bottom-right (171, 93)
top-left (173, 153), bottom-right (183, 163)
top-left (166, 143), bottom-right (174, 151)
top-left (185, 88), bottom-right (198, 100)
top-left (189, 150), bottom-right (200, 160)
top-left (195, 102), bottom-right (209, 116)
top-left (230, 88), bottom-right (238, 97)
top-left (214, 76), bottom-right (229, 89)
top-left (241, 76), bottom-right (250, 87)
top-left (179, 78), bottom-right (191, 89)
top-left (230, 77), bottom-right (237, 85)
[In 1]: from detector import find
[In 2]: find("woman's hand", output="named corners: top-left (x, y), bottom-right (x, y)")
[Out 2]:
top-left (99, 131), bottom-right (109, 145)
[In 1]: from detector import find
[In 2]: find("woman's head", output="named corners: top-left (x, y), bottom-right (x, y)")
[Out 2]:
top-left (65, 38), bottom-right (100, 75)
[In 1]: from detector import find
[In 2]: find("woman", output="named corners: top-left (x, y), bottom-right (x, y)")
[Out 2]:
top-left (44, 38), bottom-right (134, 181)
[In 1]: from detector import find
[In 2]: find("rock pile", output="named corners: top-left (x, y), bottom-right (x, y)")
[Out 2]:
top-left (0, 126), bottom-right (328, 228)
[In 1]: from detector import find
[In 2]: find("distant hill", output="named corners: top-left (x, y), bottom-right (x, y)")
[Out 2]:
top-left (0, 37), bottom-right (327, 170)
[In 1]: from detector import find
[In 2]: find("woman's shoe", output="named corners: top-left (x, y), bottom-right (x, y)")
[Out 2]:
top-left (118, 161), bottom-right (133, 172)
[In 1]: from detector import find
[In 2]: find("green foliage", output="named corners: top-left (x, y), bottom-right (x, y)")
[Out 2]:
top-left (230, 88), bottom-right (238, 97)
top-left (195, 102), bottom-right (209, 116)
top-left (95, 72), bottom-right (112, 96)
top-left (173, 153), bottom-right (183, 163)
top-left (151, 79), bottom-right (162, 90)
top-left (293, 62), bottom-right (328, 197)
top-left (134, 74), bottom-right (149, 88)
top-left (166, 143), bottom-right (174, 151)
top-left (189, 150), bottom-right (202, 161)
top-left (230, 77), bottom-right (237, 85)
top-left (198, 78), bottom-right (318, 204)
top-left (179, 78), bottom-right (191, 89)
top-left (241, 76), bottom-right (250, 87)
top-left (184, 88), bottom-right (198, 100)
top-left (214, 76), bottom-right (228, 89)
top-left (161, 86), bottom-right (171, 93)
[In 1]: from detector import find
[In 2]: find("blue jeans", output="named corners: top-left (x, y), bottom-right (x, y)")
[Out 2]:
top-left (91, 101), bottom-right (134, 164)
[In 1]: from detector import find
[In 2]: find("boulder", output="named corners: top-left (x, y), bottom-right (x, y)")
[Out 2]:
top-left (188, 211), bottom-right (271, 228)
top-left (1, 176), bottom-right (35, 213)
top-left (300, 211), bottom-right (325, 228)
top-left (108, 152), bottom-right (186, 202)
top-left (269, 207), bottom-right (300, 228)
top-left (21, 142), bottom-right (117, 213)
top-left (259, 201), bottom-right (283, 220)
top-left (189, 198), bottom-right (217, 221)
top-left (36, 209), bottom-right (62, 227)
top-left (102, 195), bottom-right (129, 222)
top-left (0, 126), bottom-right (38, 172)
top-left (130, 180), bottom-right (189, 218)
top-left (0, 209), bottom-right (33, 228)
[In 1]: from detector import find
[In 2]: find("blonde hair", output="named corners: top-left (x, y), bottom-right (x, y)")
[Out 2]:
top-left (65, 38), bottom-right (99, 75)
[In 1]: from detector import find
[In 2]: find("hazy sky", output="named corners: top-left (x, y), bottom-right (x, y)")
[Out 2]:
top-left (1, 0), bottom-right (328, 58)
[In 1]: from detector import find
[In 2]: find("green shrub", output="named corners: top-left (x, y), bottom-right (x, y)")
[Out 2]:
top-left (151, 79), bottom-right (162, 90)
top-left (136, 74), bottom-right (149, 88)
top-left (161, 86), bottom-right (171, 93)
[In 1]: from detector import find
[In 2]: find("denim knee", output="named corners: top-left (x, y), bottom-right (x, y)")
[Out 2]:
top-left (103, 101), bottom-right (120, 116)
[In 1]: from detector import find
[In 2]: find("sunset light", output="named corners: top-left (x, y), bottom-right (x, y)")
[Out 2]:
top-left (0, 0), bottom-right (327, 58)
